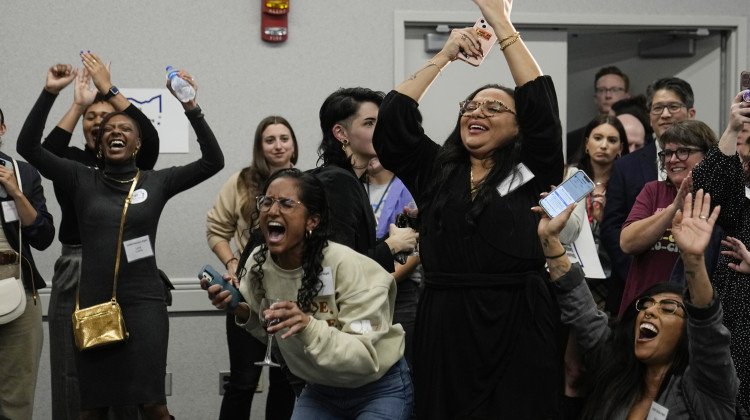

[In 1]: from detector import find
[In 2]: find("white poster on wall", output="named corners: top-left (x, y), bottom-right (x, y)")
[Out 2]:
top-left (120, 88), bottom-right (189, 153)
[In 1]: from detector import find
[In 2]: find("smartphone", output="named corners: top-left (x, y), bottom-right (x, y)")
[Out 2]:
top-left (742, 71), bottom-right (750, 102)
top-left (539, 170), bottom-right (595, 218)
top-left (0, 158), bottom-right (11, 199)
top-left (198, 264), bottom-right (240, 310)
top-left (457, 17), bottom-right (497, 67)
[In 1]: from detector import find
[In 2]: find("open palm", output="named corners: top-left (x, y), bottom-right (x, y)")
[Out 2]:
top-left (671, 189), bottom-right (720, 257)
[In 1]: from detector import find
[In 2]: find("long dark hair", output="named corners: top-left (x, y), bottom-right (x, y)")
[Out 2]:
top-left (250, 168), bottom-right (331, 313)
top-left (317, 87), bottom-right (384, 171)
top-left (576, 114), bottom-right (629, 181)
top-left (581, 282), bottom-right (689, 420)
top-left (238, 116), bottom-right (299, 223)
top-left (420, 84), bottom-right (521, 231)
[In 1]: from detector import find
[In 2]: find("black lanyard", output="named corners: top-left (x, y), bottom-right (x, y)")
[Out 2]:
top-left (366, 174), bottom-right (395, 215)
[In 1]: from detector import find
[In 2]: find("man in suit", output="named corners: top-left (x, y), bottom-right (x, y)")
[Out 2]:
top-left (600, 77), bottom-right (696, 313)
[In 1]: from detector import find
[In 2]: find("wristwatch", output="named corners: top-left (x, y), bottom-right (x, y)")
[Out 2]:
top-left (104, 85), bottom-right (119, 101)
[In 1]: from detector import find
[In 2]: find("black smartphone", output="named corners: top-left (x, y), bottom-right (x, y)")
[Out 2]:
top-left (539, 170), bottom-right (595, 218)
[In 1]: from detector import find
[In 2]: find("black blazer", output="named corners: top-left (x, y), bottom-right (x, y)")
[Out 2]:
top-left (0, 151), bottom-right (55, 290)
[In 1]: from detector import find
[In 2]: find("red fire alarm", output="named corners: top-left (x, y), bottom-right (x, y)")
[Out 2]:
top-left (261, 0), bottom-right (289, 42)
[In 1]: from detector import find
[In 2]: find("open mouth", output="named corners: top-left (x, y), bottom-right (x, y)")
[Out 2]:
top-left (108, 139), bottom-right (125, 149)
top-left (638, 322), bottom-right (658, 340)
top-left (267, 221), bottom-right (286, 242)
top-left (91, 128), bottom-right (100, 139)
top-left (469, 124), bottom-right (488, 131)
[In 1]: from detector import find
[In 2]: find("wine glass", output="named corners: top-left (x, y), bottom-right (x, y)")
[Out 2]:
top-left (255, 297), bottom-right (282, 367)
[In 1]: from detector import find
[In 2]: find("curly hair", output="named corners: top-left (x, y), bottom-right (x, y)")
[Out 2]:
top-left (250, 168), bottom-right (331, 313)
top-left (237, 116), bottom-right (299, 224)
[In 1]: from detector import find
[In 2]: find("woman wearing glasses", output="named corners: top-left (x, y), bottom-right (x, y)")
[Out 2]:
top-left (619, 120), bottom-right (719, 316)
top-left (372, 0), bottom-right (563, 417)
top-left (206, 116), bottom-right (297, 419)
top-left (203, 169), bottom-right (412, 419)
top-left (536, 189), bottom-right (737, 419)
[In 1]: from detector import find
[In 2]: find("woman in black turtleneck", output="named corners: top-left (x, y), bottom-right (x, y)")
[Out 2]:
top-left (17, 54), bottom-right (224, 420)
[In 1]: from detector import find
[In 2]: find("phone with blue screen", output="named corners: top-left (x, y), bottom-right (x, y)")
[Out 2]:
top-left (539, 170), bottom-right (595, 218)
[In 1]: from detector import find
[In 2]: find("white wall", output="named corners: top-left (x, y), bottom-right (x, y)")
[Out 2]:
top-left (0, 0), bottom-right (748, 418)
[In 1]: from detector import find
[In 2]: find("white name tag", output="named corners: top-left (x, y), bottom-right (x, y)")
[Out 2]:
top-left (646, 401), bottom-right (668, 420)
top-left (131, 189), bottom-right (148, 204)
top-left (495, 163), bottom-right (535, 197)
top-left (2, 201), bottom-right (18, 222)
top-left (123, 235), bottom-right (154, 262)
top-left (317, 266), bottom-right (334, 296)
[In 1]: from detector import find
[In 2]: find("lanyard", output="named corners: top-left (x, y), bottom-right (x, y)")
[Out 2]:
top-left (366, 174), bottom-right (395, 215)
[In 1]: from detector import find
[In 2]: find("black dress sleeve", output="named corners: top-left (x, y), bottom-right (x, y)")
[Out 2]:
top-left (691, 146), bottom-right (747, 233)
top-left (515, 76), bottom-right (564, 189)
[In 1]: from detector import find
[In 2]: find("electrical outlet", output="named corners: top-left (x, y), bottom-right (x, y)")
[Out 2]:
top-left (165, 372), bottom-right (172, 396)
top-left (219, 371), bottom-right (230, 395)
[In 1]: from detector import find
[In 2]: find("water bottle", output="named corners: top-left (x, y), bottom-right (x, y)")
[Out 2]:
top-left (165, 66), bottom-right (195, 103)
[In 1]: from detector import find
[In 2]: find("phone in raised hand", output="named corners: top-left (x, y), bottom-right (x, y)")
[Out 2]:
top-left (457, 17), bottom-right (497, 67)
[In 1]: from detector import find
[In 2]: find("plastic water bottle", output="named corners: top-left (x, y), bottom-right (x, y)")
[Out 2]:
top-left (165, 66), bottom-right (195, 103)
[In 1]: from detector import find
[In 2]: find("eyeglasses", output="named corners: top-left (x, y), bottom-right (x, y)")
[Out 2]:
top-left (256, 195), bottom-right (303, 213)
top-left (595, 86), bottom-right (625, 95)
top-left (635, 297), bottom-right (686, 318)
top-left (650, 102), bottom-right (687, 115)
top-left (657, 147), bottom-right (703, 162)
top-left (459, 100), bottom-right (516, 117)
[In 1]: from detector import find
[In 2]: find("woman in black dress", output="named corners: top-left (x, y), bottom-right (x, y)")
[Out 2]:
top-left (17, 55), bottom-right (224, 419)
top-left (372, 0), bottom-right (563, 418)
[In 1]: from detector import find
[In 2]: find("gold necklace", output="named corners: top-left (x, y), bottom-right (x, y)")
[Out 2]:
top-left (102, 172), bottom-right (139, 184)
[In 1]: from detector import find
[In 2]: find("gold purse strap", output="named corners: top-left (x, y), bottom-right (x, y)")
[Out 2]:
top-left (76, 171), bottom-right (140, 310)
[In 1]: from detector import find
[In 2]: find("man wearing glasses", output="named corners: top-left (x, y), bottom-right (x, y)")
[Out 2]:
top-left (601, 77), bottom-right (696, 314)
top-left (567, 66), bottom-right (631, 161)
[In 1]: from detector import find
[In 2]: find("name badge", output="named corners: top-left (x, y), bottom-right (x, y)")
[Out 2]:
top-left (646, 401), bottom-right (668, 420)
top-left (123, 235), bottom-right (154, 262)
top-left (2, 201), bottom-right (18, 222)
top-left (496, 163), bottom-right (535, 197)
top-left (131, 189), bottom-right (148, 204)
top-left (317, 266), bottom-right (334, 296)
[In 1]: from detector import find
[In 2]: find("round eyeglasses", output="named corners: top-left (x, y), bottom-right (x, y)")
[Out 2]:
top-left (459, 100), bottom-right (516, 117)
top-left (635, 297), bottom-right (686, 318)
top-left (650, 102), bottom-right (687, 115)
top-left (657, 147), bottom-right (703, 163)
top-left (256, 195), bottom-right (302, 213)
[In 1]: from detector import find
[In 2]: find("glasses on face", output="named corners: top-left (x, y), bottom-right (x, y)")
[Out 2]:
top-left (459, 100), bottom-right (516, 117)
top-left (595, 86), bottom-right (625, 95)
top-left (657, 147), bottom-right (703, 163)
top-left (635, 297), bottom-right (686, 317)
top-left (256, 195), bottom-right (303, 213)
top-left (650, 102), bottom-right (687, 115)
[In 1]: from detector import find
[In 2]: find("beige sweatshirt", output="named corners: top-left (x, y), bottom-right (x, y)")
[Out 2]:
top-left (237, 242), bottom-right (405, 388)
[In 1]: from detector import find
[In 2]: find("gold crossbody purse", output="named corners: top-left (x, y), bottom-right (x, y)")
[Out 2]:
top-left (72, 171), bottom-right (139, 351)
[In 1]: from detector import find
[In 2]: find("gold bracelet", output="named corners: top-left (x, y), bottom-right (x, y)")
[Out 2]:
top-left (497, 31), bottom-right (520, 44)
top-left (427, 60), bottom-right (442, 76)
top-left (501, 33), bottom-right (521, 51)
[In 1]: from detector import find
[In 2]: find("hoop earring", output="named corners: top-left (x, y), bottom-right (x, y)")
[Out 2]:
top-left (341, 140), bottom-right (349, 152)
top-left (305, 229), bottom-right (312, 239)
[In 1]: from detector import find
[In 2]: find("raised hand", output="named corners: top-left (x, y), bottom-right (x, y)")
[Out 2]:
top-left (533, 192), bottom-right (576, 239)
top-left (671, 189), bottom-right (720, 257)
top-left (73, 66), bottom-right (97, 108)
top-left (80, 52), bottom-right (112, 93)
top-left (45, 63), bottom-right (77, 95)
top-left (721, 236), bottom-right (750, 274)
top-left (165, 69), bottom-right (198, 109)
